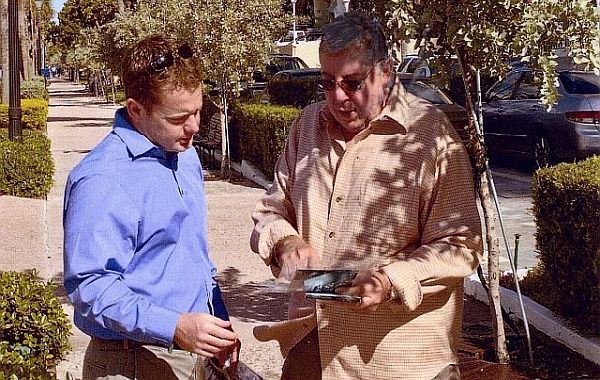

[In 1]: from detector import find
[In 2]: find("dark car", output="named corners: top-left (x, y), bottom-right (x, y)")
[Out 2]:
top-left (482, 68), bottom-right (600, 168)
top-left (266, 68), bottom-right (322, 108)
top-left (250, 54), bottom-right (309, 93)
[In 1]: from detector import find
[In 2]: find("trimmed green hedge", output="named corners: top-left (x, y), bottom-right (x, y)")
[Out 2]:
top-left (530, 156), bottom-right (600, 334)
top-left (0, 129), bottom-right (54, 199)
top-left (235, 103), bottom-right (299, 179)
top-left (268, 74), bottom-right (320, 109)
top-left (0, 99), bottom-right (49, 132)
top-left (21, 77), bottom-right (49, 100)
top-left (0, 271), bottom-right (71, 379)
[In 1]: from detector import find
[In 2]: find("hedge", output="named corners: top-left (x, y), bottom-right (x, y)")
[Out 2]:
top-left (530, 156), bottom-right (600, 334)
top-left (21, 77), bottom-right (49, 101)
top-left (267, 73), bottom-right (320, 109)
top-left (0, 129), bottom-right (54, 199)
top-left (0, 271), bottom-right (71, 379)
top-left (0, 99), bottom-right (49, 132)
top-left (234, 103), bottom-right (300, 179)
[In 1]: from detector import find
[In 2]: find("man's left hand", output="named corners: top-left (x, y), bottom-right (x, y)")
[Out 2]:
top-left (336, 268), bottom-right (392, 312)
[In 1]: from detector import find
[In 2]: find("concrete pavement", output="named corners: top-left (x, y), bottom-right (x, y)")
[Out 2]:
top-left (3, 78), bottom-right (588, 378)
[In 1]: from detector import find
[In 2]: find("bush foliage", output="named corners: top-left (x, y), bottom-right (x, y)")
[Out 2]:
top-left (235, 102), bottom-right (299, 179)
top-left (0, 129), bottom-right (54, 199)
top-left (0, 99), bottom-right (49, 132)
top-left (267, 73), bottom-right (320, 109)
top-left (21, 78), bottom-right (49, 101)
top-left (0, 271), bottom-right (71, 379)
top-left (529, 156), bottom-right (600, 334)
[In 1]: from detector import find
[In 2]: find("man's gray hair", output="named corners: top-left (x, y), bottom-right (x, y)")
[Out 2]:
top-left (320, 11), bottom-right (389, 66)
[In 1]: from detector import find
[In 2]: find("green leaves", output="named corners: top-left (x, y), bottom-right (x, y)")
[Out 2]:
top-left (0, 272), bottom-right (72, 378)
top-left (0, 129), bottom-right (54, 199)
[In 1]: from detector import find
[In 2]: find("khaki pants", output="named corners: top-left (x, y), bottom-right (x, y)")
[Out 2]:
top-left (83, 337), bottom-right (205, 380)
top-left (281, 328), bottom-right (460, 380)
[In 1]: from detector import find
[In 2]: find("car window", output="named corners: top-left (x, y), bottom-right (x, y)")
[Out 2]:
top-left (406, 58), bottom-right (427, 73)
top-left (401, 80), bottom-right (450, 105)
top-left (486, 71), bottom-right (522, 101)
top-left (515, 72), bottom-right (541, 99)
top-left (559, 72), bottom-right (600, 94)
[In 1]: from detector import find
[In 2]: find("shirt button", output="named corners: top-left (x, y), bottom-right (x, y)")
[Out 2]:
top-left (335, 196), bottom-right (342, 203)
top-left (319, 304), bottom-right (325, 309)
top-left (328, 231), bottom-right (335, 238)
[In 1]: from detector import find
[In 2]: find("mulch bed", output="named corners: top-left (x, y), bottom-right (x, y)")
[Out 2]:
top-left (460, 296), bottom-right (600, 379)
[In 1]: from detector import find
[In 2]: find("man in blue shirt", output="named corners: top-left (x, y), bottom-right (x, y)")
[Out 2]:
top-left (63, 34), bottom-right (239, 379)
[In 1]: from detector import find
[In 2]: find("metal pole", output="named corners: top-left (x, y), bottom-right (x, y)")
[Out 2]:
top-left (8, 0), bottom-right (22, 141)
top-left (291, 0), bottom-right (297, 44)
top-left (36, 6), bottom-right (42, 75)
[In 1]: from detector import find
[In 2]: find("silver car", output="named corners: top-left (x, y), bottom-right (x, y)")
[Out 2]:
top-left (482, 68), bottom-right (600, 168)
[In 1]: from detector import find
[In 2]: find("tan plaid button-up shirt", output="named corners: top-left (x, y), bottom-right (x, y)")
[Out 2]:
top-left (251, 80), bottom-right (483, 380)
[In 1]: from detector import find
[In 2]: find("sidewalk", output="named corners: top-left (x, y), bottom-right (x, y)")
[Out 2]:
top-left (0, 79), bottom-right (597, 379)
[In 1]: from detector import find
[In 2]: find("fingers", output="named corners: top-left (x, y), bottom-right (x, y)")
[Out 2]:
top-left (278, 242), bottom-right (320, 281)
top-left (174, 313), bottom-right (239, 356)
top-left (335, 269), bottom-right (390, 312)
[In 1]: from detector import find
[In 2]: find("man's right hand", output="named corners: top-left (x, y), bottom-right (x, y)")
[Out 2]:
top-left (273, 236), bottom-right (320, 281)
top-left (173, 313), bottom-right (238, 358)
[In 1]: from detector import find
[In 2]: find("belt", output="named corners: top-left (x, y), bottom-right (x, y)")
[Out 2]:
top-left (91, 337), bottom-right (183, 352)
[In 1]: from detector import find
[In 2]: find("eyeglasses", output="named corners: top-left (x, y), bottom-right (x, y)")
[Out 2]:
top-left (149, 43), bottom-right (194, 74)
top-left (316, 65), bottom-right (377, 93)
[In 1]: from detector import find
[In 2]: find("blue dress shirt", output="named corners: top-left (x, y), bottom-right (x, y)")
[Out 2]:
top-left (63, 108), bottom-right (228, 346)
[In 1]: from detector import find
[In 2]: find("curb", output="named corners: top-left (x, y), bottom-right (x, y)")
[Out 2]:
top-left (464, 274), bottom-right (600, 366)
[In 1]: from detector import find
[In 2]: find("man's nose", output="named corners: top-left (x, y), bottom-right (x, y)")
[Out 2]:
top-left (185, 113), bottom-right (200, 135)
top-left (330, 83), bottom-right (350, 103)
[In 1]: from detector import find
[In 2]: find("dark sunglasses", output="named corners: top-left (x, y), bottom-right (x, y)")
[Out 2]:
top-left (149, 43), bottom-right (194, 74)
top-left (316, 65), bottom-right (377, 93)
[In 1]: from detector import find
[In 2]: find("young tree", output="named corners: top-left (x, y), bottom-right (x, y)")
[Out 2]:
top-left (93, 0), bottom-right (289, 177)
top-left (363, 0), bottom-right (600, 363)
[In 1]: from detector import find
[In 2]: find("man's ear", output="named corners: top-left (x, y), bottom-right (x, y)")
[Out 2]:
top-left (125, 98), bottom-right (146, 124)
top-left (381, 57), bottom-right (394, 77)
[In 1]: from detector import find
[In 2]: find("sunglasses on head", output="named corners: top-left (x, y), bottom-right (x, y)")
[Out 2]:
top-left (149, 43), bottom-right (194, 74)
top-left (316, 65), bottom-right (378, 93)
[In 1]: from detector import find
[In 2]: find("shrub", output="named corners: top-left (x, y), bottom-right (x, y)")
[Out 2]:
top-left (0, 271), bottom-right (72, 379)
top-left (0, 99), bottom-right (49, 131)
top-left (0, 129), bottom-right (54, 199)
top-left (531, 156), bottom-right (600, 334)
top-left (21, 77), bottom-right (49, 100)
top-left (267, 73), bottom-right (320, 109)
top-left (234, 102), bottom-right (299, 179)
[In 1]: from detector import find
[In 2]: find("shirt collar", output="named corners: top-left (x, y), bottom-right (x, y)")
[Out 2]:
top-left (113, 108), bottom-right (169, 160)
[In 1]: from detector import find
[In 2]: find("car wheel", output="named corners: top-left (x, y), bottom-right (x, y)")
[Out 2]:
top-left (533, 134), bottom-right (553, 169)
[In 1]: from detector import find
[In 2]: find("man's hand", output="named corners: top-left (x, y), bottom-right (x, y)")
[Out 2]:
top-left (174, 313), bottom-right (238, 358)
top-left (273, 236), bottom-right (320, 281)
top-left (336, 268), bottom-right (392, 312)
top-left (214, 335), bottom-right (241, 375)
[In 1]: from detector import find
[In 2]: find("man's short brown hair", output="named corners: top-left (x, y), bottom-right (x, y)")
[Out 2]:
top-left (121, 34), bottom-right (203, 110)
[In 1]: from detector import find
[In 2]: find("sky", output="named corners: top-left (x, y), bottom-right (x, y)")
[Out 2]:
top-left (52, 0), bottom-right (66, 22)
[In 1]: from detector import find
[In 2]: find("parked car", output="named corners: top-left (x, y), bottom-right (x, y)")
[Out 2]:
top-left (482, 68), bottom-right (600, 168)
top-left (396, 54), bottom-right (432, 78)
top-left (266, 68), bottom-right (322, 108)
top-left (250, 54), bottom-right (309, 93)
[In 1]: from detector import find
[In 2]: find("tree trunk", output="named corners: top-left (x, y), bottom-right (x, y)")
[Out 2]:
top-left (1, 0), bottom-right (9, 103)
top-left (456, 46), bottom-right (509, 363)
top-left (18, 0), bottom-right (33, 80)
top-left (219, 74), bottom-right (231, 180)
